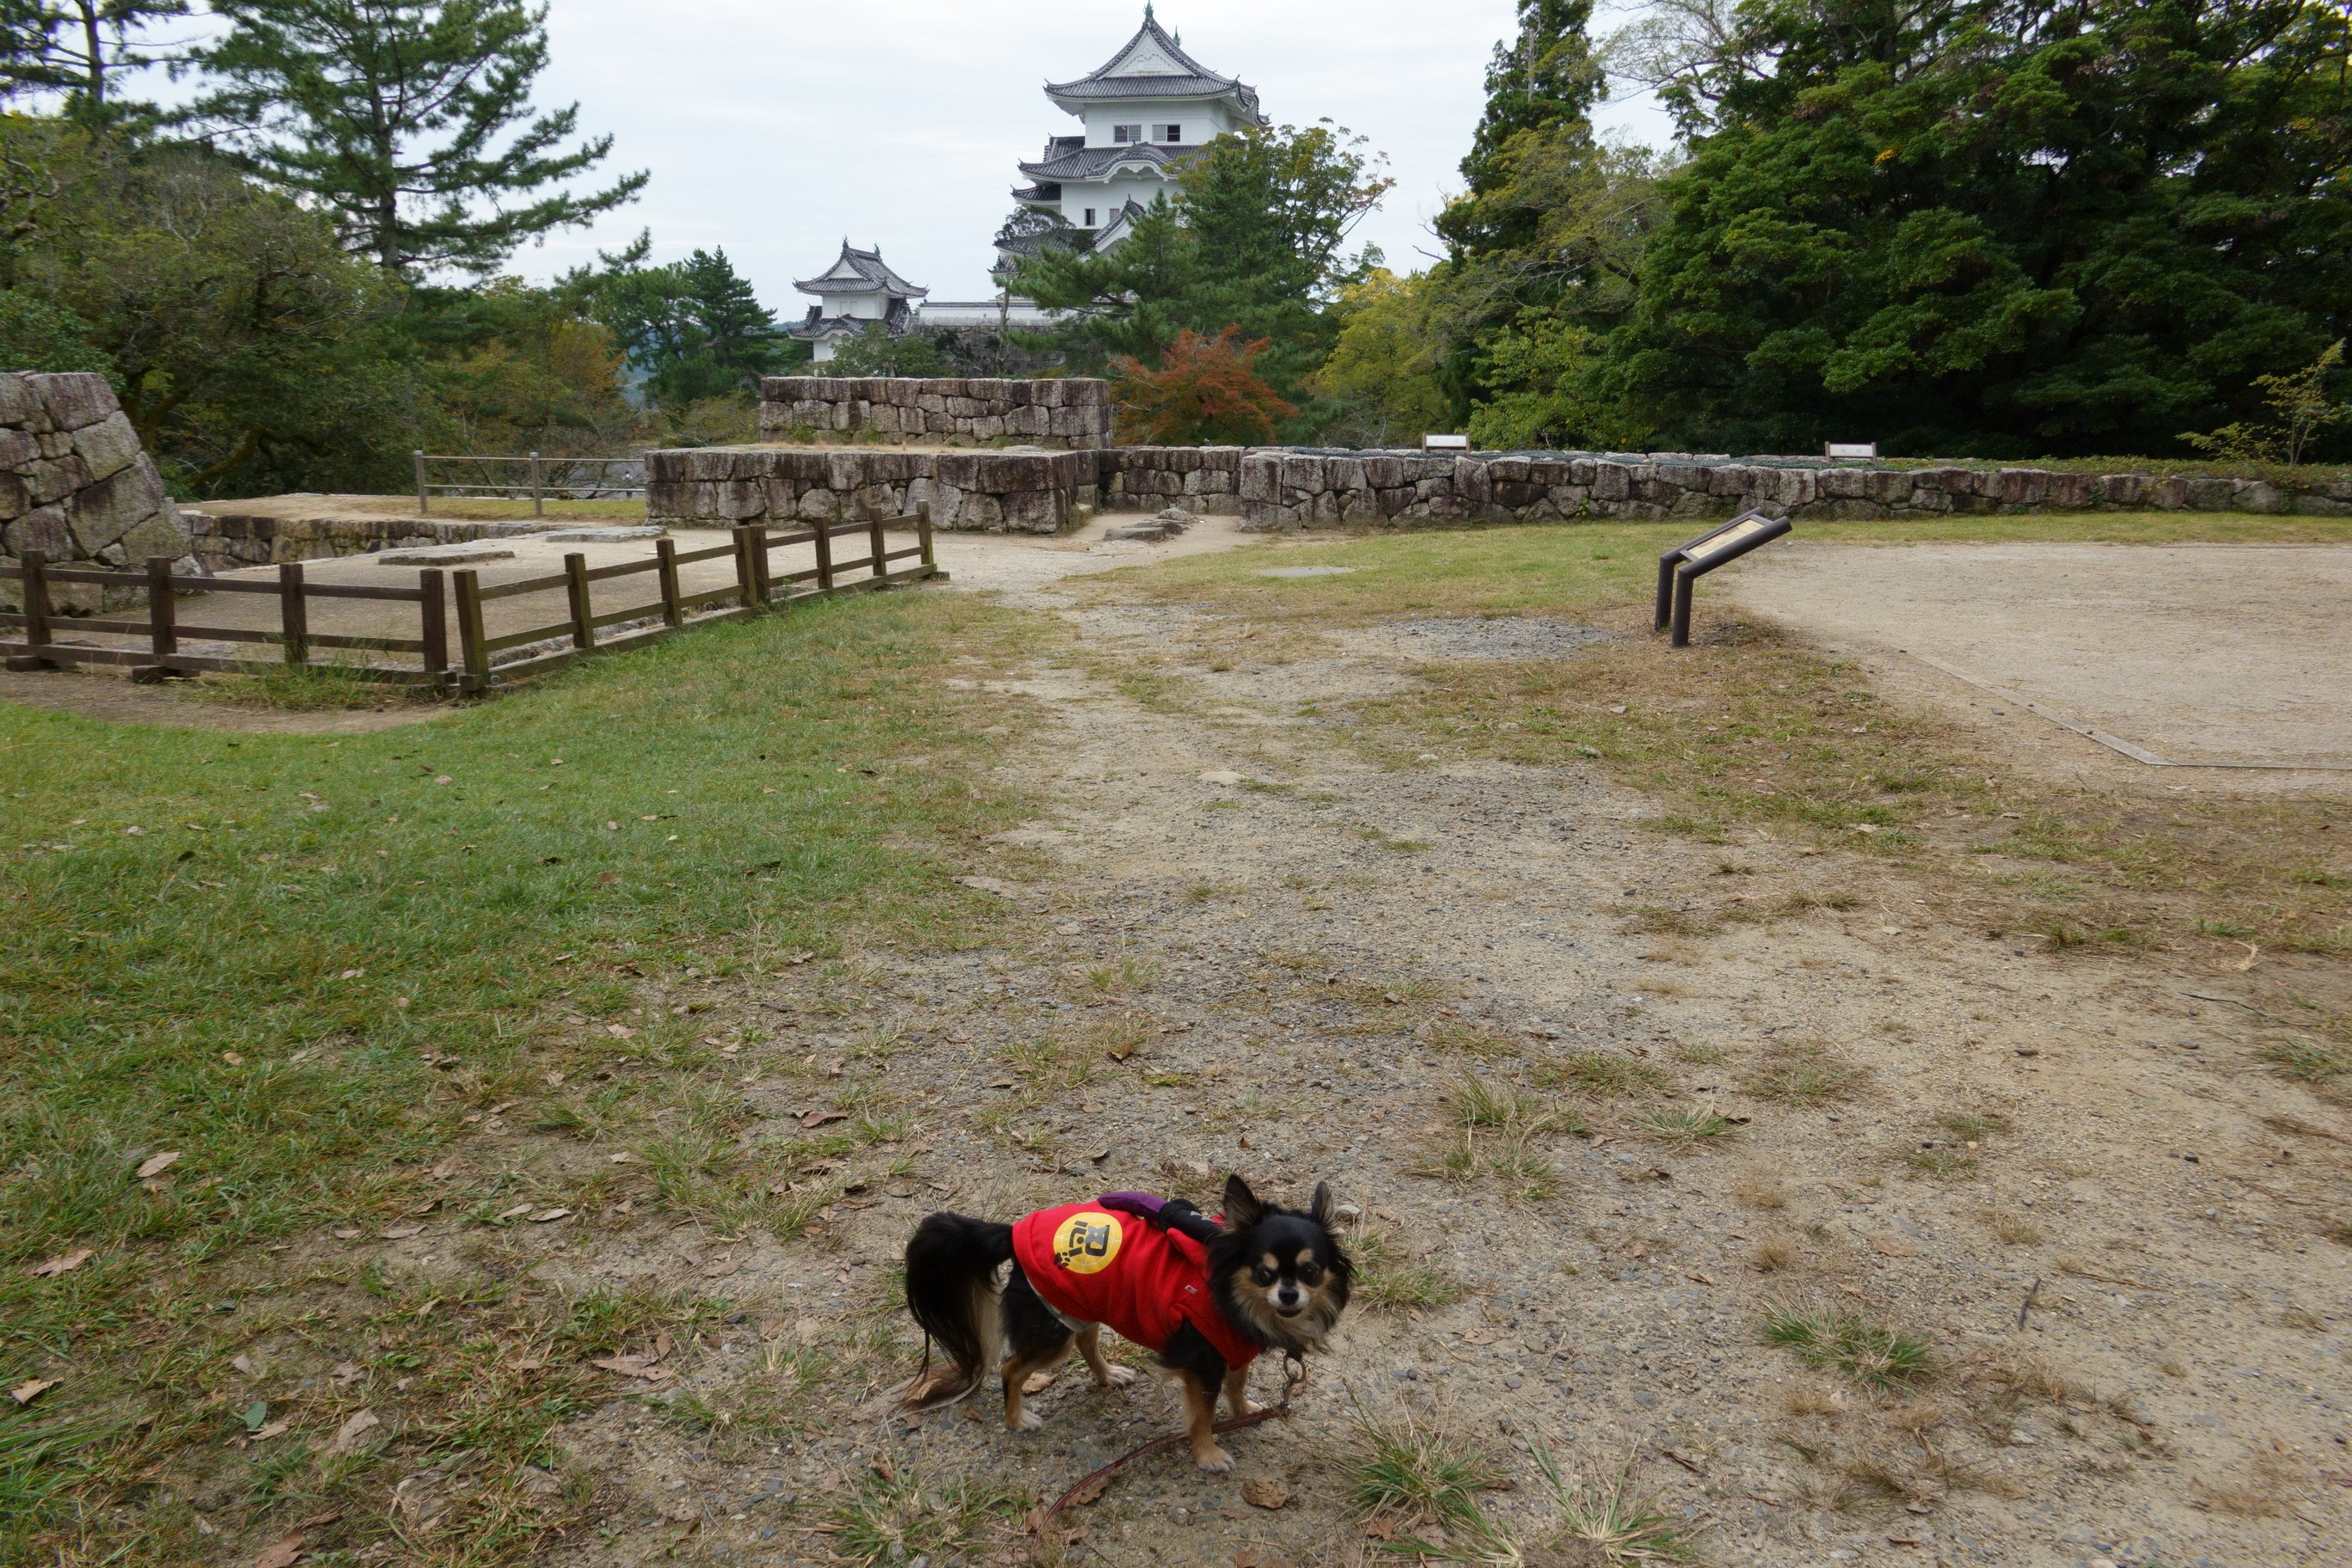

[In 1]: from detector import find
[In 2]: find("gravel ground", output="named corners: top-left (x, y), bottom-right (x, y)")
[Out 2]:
top-left (328, 528), bottom-right (2348, 1568)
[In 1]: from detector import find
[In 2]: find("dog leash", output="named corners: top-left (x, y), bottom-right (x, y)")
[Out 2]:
top-left (1032, 1352), bottom-right (1307, 1538)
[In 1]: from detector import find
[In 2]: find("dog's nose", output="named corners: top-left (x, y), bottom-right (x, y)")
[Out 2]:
top-left (1276, 1287), bottom-right (1302, 1307)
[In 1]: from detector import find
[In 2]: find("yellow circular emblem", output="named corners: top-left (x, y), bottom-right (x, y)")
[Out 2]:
top-left (1050, 1210), bottom-right (1124, 1275)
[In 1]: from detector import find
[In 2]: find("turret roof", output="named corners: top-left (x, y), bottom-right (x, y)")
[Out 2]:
top-left (1017, 142), bottom-right (1194, 182)
top-left (1045, 8), bottom-right (1259, 119)
top-left (793, 241), bottom-right (928, 300)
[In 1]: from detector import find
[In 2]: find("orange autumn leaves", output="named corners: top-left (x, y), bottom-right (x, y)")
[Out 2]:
top-left (1112, 326), bottom-right (1296, 446)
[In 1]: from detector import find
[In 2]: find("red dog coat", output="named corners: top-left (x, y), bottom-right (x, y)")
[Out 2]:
top-left (1011, 1200), bottom-right (1260, 1370)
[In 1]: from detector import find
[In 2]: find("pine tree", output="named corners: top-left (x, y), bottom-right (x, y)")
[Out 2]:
top-left (0, 0), bottom-right (190, 132)
top-left (194, 0), bottom-right (646, 277)
top-left (1439, 0), bottom-right (1605, 260)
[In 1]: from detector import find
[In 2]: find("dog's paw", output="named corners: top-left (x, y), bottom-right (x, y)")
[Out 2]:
top-left (1097, 1366), bottom-right (1137, 1389)
top-left (1008, 1408), bottom-right (1046, 1431)
top-left (1229, 1395), bottom-right (1262, 1418)
top-left (1193, 1444), bottom-right (1234, 1473)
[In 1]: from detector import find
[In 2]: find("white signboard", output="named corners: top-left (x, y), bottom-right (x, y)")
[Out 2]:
top-left (1682, 513), bottom-right (1774, 564)
top-left (1824, 441), bottom-right (1877, 459)
top-left (1422, 432), bottom-right (1471, 451)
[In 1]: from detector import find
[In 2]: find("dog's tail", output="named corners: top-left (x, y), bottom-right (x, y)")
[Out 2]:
top-left (902, 1211), bottom-right (1014, 1409)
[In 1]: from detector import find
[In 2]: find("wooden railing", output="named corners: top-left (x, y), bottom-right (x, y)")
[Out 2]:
top-left (412, 450), bottom-right (646, 514)
top-left (1, 553), bottom-right (444, 683)
top-left (0, 506), bottom-right (938, 695)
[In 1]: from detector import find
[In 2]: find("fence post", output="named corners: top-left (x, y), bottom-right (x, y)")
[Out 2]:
top-left (135, 555), bottom-right (178, 682)
top-left (279, 561), bottom-right (309, 666)
top-left (812, 516), bottom-right (834, 592)
top-left (917, 501), bottom-right (935, 573)
top-left (564, 551), bottom-right (594, 648)
top-left (732, 525), bottom-right (760, 609)
top-left (530, 450), bottom-right (543, 518)
top-left (655, 536), bottom-right (683, 627)
top-left (418, 567), bottom-right (448, 691)
top-left (454, 569), bottom-right (488, 693)
top-left (750, 527), bottom-right (775, 603)
top-left (868, 511), bottom-right (888, 581)
top-left (9, 549), bottom-right (53, 670)
top-left (414, 450), bottom-right (429, 515)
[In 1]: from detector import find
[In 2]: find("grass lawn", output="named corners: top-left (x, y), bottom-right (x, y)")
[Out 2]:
top-left (1078, 511), bottom-right (2352, 1029)
top-left (0, 586), bottom-right (1030, 1563)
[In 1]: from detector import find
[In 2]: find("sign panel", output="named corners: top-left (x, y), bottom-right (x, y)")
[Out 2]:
top-left (1422, 432), bottom-right (1471, 451)
top-left (1824, 441), bottom-right (1877, 459)
top-left (1681, 513), bottom-right (1773, 564)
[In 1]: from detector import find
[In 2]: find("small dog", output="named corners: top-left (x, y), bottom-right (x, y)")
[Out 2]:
top-left (903, 1175), bottom-right (1351, 1470)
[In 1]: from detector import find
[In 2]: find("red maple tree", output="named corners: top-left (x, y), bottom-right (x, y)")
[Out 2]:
top-left (1112, 326), bottom-right (1297, 445)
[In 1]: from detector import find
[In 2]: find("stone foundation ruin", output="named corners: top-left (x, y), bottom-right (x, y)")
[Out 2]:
top-left (641, 374), bottom-right (2351, 536)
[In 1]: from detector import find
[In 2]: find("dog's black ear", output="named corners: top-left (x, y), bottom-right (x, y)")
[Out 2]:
top-left (1222, 1173), bottom-right (1264, 1229)
top-left (1309, 1181), bottom-right (1335, 1226)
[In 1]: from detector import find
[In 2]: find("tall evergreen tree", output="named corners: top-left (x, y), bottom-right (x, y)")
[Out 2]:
top-left (562, 236), bottom-right (788, 405)
top-left (1601, 0), bottom-right (2352, 458)
top-left (0, 0), bottom-right (189, 132)
top-left (194, 0), bottom-right (645, 277)
top-left (1438, 0), bottom-right (1606, 261)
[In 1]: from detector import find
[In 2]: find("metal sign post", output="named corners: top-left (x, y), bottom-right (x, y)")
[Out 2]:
top-left (1654, 508), bottom-right (1793, 647)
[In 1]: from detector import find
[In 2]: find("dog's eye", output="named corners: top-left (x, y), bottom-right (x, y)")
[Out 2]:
top-left (1297, 1262), bottom-right (1323, 1286)
top-left (1253, 1267), bottom-right (1277, 1286)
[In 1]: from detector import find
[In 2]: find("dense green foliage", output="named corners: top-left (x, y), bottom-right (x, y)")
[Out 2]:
top-left (1334, 0), bottom-right (2352, 462)
top-left (0, 0), bottom-right (810, 495)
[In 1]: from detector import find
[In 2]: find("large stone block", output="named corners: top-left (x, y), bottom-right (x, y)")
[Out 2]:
top-left (66, 459), bottom-right (164, 553)
top-left (1590, 462), bottom-right (1632, 501)
top-left (0, 470), bottom-right (23, 520)
top-left (115, 506), bottom-right (192, 564)
top-left (68, 412), bottom-right (143, 483)
top-left (31, 371), bottom-right (116, 432)
top-left (3, 503), bottom-right (71, 557)
top-left (27, 455), bottom-right (90, 505)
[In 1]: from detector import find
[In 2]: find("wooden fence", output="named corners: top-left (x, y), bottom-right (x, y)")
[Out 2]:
top-left (413, 450), bottom-right (646, 514)
top-left (0, 507), bottom-right (938, 695)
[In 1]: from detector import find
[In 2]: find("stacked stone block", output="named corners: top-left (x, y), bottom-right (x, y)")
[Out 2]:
top-left (646, 447), bottom-right (1087, 535)
top-left (0, 371), bottom-right (197, 609)
top-left (757, 377), bottom-right (1113, 450)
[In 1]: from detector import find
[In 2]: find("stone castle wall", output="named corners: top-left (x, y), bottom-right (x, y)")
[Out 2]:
top-left (650, 438), bottom-right (2346, 536)
top-left (184, 511), bottom-right (579, 573)
top-left (646, 447), bottom-right (1088, 535)
top-left (758, 376), bottom-right (1114, 450)
top-left (0, 371), bottom-right (198, 609)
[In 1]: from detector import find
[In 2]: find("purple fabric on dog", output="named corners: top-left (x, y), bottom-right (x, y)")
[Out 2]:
top-left (1097, 1191), bottom-right (1165, 1219)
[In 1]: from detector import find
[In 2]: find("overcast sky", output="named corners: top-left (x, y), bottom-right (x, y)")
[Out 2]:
top-left (510, 0), bottom-right (1675, 308)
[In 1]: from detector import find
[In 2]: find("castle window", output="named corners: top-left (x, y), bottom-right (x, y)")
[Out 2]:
top-left (1083, 208), bottom-right (1097, 227)
top-left (1157, 124), bottom-right (1182, 142)
top-left (1112, 124), bottom-right (1142, 144)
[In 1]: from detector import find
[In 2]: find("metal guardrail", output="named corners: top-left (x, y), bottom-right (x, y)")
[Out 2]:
top-left (412, 451), bottom-right (646, 515)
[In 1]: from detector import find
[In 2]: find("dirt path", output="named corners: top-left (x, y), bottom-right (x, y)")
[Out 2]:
top-left (483, 536), bottom-right (2349, 1568)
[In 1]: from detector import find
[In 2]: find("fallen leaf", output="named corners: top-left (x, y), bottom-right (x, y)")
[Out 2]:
top-left (232, 1354), bottom-right (256, 1375)
top-left (1872, 1235), bottom-right (1920, 1258)
top-left (496, 1204), bottom-right (532, 1222)
top-left (591, 1353), bottom-right (674, 1381)
top-left (1837, 1282), bottom-right (1867, 1299)
top-left (1686, 1271), bottom-right (1717, 1286)
top-left (1059, 1471), bottom-right (1110, 1506)
top-left (247, 1534), bottom-right (306, 1568)
top-left (1234, 1552), bottom-right (1262, 1568)
top-left (608, 1150), bottom-right (639, 1164)
top-left (1240, 1476), bottom-right (1290, 1510)
top-left (871, 1455), bottom-right (897, 1483)
top-left (28, 1247), bottom-right (92, 1278)
top-left (378, 1224), bottom-right (424, 1240)
top-left (331, 1228), bottom-right (361, 1240)
top-left (325, 1408), bottom-right (381, 1456)
top-left (251, 1418), bottom-right (292, 1441)
top-left (1364, 1517), bottom-right (1396, 1540)
top-left (11, 1377), bottom-right (58, 1405)
top-left (134, 1151), bottom-right (181, 1180)
top-left (328, 1362), bottom-right (362, 1386)
top-left (530, 1208), bottom-right (571, 1223)
top-left (1663, 1448), bottom-right (1706, 1474)
top-left (799, 1109), bottom-right (849, 1129)
top-left (222, 1051), bottom-right (244, 1065)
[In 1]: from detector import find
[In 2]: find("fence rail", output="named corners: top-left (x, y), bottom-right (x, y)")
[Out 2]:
top-left (0, 506), bottom-right (938, 695)
top-left (412, 450), bottom-right (646, 515)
